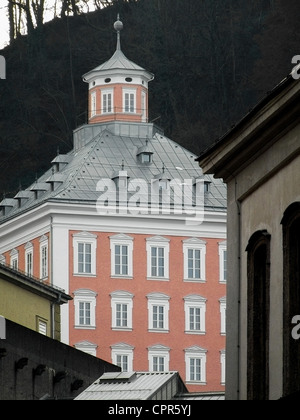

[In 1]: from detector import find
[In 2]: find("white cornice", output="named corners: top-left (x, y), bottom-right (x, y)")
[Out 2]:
top-left (0, 202), bottom-right (226, 253)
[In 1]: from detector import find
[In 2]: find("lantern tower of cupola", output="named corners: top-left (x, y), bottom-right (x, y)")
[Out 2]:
top-left (82, 16), bottom-right (154, 125)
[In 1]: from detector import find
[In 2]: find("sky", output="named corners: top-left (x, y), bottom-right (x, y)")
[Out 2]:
top-left (0, 1), bottom-right (99, 50)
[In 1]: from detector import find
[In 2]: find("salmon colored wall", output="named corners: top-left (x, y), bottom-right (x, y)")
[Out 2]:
top-left (89, 84), bottom-right (148, 124)
top-left (69, 230), bottom-right (226, 393)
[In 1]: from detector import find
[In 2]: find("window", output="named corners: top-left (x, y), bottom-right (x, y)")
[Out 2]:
top-left (123, 89), bottom-right (136, 113)
top-left (183, 238), bottom-right (206, 282)
top-left (246, 230), bottom-right (271, 400)
top-left (148, 344), bottom-right (170, 372)
top-left (219, 297), bottom-right (226, 335)
top-left (102, 90), bottom-right (113, 114)
top-left (111, 291), bottom-right (134, 331)
top-left (147, 293), bottom-right (170, 333)
top-left (111, 343), bottom-right (134, 372)
top-left (40, 235), bottom-right (48, 279)
top-left (74, 289), bottom-right (97, 329)
top-left (73, 231), bottom-right (97, 276)
top-left (185, 346), bottom-right (207, 384)
top-left (282, 202), bottom-right (300, 397)
top-left (74, 341), bottom-right (97, 357)
top-left (184, 295), bottom-right (206, 334)
top-left (146, 236), bottom-right (170, 280)
top-left (25, 242), bottom-right (33, 276)
top-left (91, 91), bottom-right (97, 117)
top-left (219, 241), bottom-right (227, 283)
top-left (10, 249), bottom-right (18, 270)
top-left (110, 234), bottom-right (133, 278)
top-left (220, 350), bottom-right (226, 386)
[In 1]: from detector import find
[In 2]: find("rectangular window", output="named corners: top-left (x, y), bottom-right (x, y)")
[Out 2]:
top-left (79, 302), bottom-right (91, 326)
top-left (78, 243), bottom-right (92, 274)
top-left (151, 247), bottom-right (165, 277)
top-left (26, 252), bottom-right (33, 276)
top-left (190, 358), bottom-right (202, 382)
top-left (124, 92), bottom-right (135, 113)
top-left (153, 357), bottom-right (165, 372)
top-left (11, 257), bottom-right (18, 270)
top-left (117, 355), bottom-right (128, 372)
top-left (223, 250), bottom-right (227, 282)
top-left (189, 307), bottom-right (201, 331)
top-left (41, 245), bottom-right (48, 279)
top-left (153, 305), bottom-right (164, 329)
top-left (116, 303), bottom-right (128, 328)
top-left (115, 245), bottom-right (128, 276)
top-left (188, 249), bottom-right (201, 279)
top-left (103, 92), bottom-right (112, 113)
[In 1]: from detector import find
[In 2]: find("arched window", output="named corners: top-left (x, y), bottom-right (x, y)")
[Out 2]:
top-left (246, 230), bottom-right (271, 400)
top-left (282, 202), bottom-right (300, 397)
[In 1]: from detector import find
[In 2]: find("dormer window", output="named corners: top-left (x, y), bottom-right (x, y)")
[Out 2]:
top-left (141, 153), bottom-right (152, 164)
top-left (204, 181), bottom-right (211, 193)
top-left (137, 140), bottom-right (153, 164)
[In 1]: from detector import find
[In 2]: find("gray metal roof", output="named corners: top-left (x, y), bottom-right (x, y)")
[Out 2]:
top-left (74, 371), bottom-right (188, 401)
top-left (0, 121), bottom-right (226, 223)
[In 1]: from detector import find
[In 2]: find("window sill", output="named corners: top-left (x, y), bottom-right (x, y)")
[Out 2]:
top-left (183, 278), bottom-right (206, 283)
top-left (148, 329), bottom-right (170, 334)
top-left (74, 325), bottom-right (96, 330)
top-left (186, 381), bottom-right (207, 386)
top-left (185, 331), bottom-right (206, 335)
top-left (73, 273), bottom-right (97, 278)
top-left (111, 275), bottom-right (133, 280)
top-left (112, 327), bottom-right (133, 332)
top-left (147, 277), bottom-right (169, 282)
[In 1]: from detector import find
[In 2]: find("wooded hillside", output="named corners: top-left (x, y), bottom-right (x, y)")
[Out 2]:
top-left (0, 0), bottom-right (299, 197)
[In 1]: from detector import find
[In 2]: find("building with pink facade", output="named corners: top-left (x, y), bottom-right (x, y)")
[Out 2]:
top-left (0, 18), bottom-right (226, 393)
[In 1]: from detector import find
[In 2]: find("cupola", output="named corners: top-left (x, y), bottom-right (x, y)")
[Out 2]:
top-left (82, 16), bottom-right (154, 125)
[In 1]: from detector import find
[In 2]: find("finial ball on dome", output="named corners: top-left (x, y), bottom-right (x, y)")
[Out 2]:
top-left (114, 18), bottom-right (123, 32)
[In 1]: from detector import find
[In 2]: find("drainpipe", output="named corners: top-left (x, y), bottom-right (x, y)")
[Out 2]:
top-left (50, 216), bottom-right (55, 339)
top-left (236, 179), bottom-right (241, 400)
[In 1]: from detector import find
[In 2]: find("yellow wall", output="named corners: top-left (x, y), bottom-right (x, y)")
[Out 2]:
top-left (0, 276), bottom-right (52, 337)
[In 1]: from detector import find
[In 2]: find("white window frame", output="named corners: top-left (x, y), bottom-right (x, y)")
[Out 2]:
top-left (219, 296), bottom-right (226, 336)
top-left (219, 241), bottom-right (227, 283)
top-left (0, 254), bottom-right (5, 265)
top-left (111, 291), bottom-right (134, 331)
top-left (39, 235), bottom-right (48, 280)
top-left (25, 242), bottom-right (33, 276)
top-left (10, 249), bottom-right (19, 270)
top-left (147, 292), bottom-right (170, 333)
top-left (185, 346), bottom-right (207, 385)
top-left (123, 88), bottom-right (136, 113)
top-left (184, 295), bottom-right (207, 335)
top-left (74, 341), bottom-right (97, 357)
top-left (183, 238), bottom-right (206, 282)
top-left (73, 231), bottom-right (97, 276)
top-left (220, 349), bottom-right (226, 386)
top-left (146, 236), bottom-right (170, 281)
top-left (148, 344), bottom-right (170, 372)
top-left (110, 234), bottom-right (134, 278)
top-left (111, 343), bottom-right (134, 372)
top-left (102, 89), bottom-right (114, 114)
top-left (91, 91), bottom-right (97, 117)
top-left (74, 289), bottom-right (97, 329)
